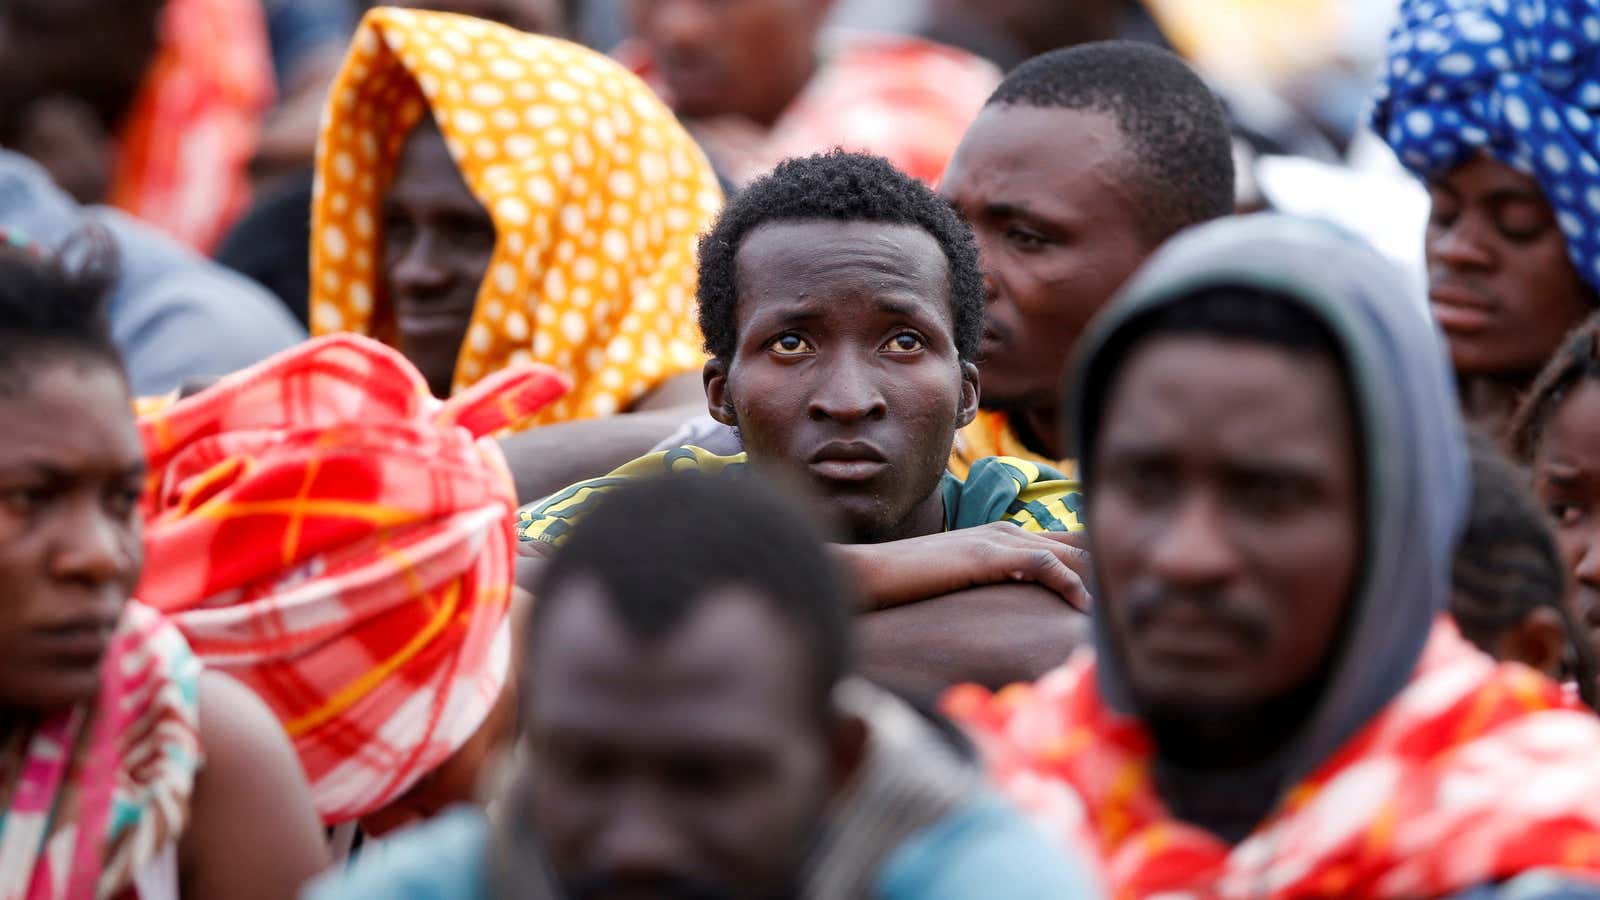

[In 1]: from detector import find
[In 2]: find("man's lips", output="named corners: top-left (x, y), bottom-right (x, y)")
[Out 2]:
top-left (394, 299), bottom-right (476, 337)
top-left (808, 441), bottom-right (888, 483)
top-left (658, 60), bottom-right (726, 100)
top-left (32, 615), bottom-right (118, 662)
top-left (1430, 283), bottom-right (1498, 334)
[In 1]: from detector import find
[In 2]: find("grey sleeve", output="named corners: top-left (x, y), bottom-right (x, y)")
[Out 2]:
top-left (113, 272), bottom-right (306, 396)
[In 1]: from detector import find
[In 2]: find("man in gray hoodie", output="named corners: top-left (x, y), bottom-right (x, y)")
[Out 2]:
top-left (950, 215), bottom-right (1600, 897)
top-left (0, 149), bottom-right (303, 395)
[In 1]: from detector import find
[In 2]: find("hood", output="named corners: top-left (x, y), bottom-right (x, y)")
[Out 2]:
top-left (1068, 213), bottom-right (1469, 791)
top-left (309, 8), bottom-right (722, 422)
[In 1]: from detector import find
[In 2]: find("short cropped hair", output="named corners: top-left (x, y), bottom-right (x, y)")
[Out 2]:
top-left (989, 41), bottom-right (1235, 242)
top-left (530, 474), bottom-right (854, 720)
top-left (0, 228), bottom-right (123, 393)
top-left (696, 150), bottom-right (984, 366)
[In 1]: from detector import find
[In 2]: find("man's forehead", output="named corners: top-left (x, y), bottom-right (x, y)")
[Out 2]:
top-left (530, 583), bottom-right (811, 711)
top-left (944, 105), bottom-right (1137, 219)
top-left (733, 220), bottom-right (949, 303)
top-left (1101, 334), bottom-right (1354, 452)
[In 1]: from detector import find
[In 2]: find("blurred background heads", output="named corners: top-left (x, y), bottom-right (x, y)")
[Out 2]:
top-left (627, 0), bottom-right (834, 126)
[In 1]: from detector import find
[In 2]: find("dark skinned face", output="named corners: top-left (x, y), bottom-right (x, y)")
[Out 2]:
top-left (526, 579), bottom-right (839, 900)
top-left (0, 358), bottom-right (145, 713)
top-left (941, 105), bottom-right (1156, 425)
top-left (1090, 336), bottom-right (1360, 718)
top-left (931, 0), bottom-right (1122, 57)
top-left (0, 0), bottom-right (162, 140)
top-left (705, 220), bottom-right (979, 545)
top-left (382, 118), bottom-right (497, 399)
top-left (1427, 156), bottom-right (1594, 379)
top-left (1531, 379), bottom-right (1600, 671)
top-left (627, 0), bottom-right (830, 126)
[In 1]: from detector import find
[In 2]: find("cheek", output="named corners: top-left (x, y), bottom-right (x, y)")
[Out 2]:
top-left (1083, 493), bottom-right (1146, 597)
top-left (703, 756), bottom-right (828, 878)
top-left (458, 244), bottom-right (496, 287)
top-left (1503, 237), bottom-right (1590, 313)
top-left (528, 762), bottom-right (602, 857)
top-left (727, 368), bottom-right (801, 438)
top-left (1249, 512), bottom-right (1358, 646)
top-left (1556, 527), bottom-right (1586, 570)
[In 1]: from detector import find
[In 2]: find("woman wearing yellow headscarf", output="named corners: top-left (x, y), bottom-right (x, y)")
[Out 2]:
top-left (309, 8), bottom-right (722, 436)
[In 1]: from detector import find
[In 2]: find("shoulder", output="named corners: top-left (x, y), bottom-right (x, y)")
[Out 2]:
top-left (97, 209), bottom-right (302, 335)
top-left (518, 447), bottom-right (749, 544)
top-left (304, 809), bottom-right (490, 900)
top-left (878, 794), bottom-right (1102, 899)
top-left (951, 456), bottom-right (1084, 532)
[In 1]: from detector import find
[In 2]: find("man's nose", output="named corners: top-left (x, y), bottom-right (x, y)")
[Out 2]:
top-left (649, 0), bottom-right (717, 54)
top-left (49, 498), bottom-right (138, 589)
top-left (592, 797), bottom-right (693, 885)
top-left (390, 230), bottom-right (451, 296)
top-left (808, 354), bottom-right (888, 424)
top-left (1430, 216), bottom-right (1495, 272)
top-left (1147, 491), bottom-right (1240, 589)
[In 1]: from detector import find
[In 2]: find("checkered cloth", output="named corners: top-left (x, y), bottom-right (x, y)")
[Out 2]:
top-left (136, 333), bottom-right (568, 823)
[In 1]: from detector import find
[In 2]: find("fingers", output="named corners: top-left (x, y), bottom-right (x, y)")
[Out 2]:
top-left (1011, 548), bottom-right (1093, 613)
top-left (1038, 529), bottom-right (1091, 552)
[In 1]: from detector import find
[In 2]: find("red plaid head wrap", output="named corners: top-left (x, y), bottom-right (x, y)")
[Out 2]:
top-left (136, 334), bottom-right (568, 823)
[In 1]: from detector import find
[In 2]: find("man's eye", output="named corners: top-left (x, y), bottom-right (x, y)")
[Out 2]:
top-left (0, 486), bottom-right (51, 515)
top-left (768, 334), bottom-right (813, 355)
top-left (1550, 500), bottom-right (1586, 526)
top-left (882, 332), bottom-right (924, 353)
top-left (1005, 226), bottom-right (1051, 249)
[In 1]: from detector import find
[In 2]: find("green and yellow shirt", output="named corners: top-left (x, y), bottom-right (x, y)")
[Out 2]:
top-left (517, 446), bottom-right (1084, 546)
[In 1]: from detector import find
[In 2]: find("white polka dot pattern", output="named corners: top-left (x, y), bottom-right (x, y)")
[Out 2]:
top-left (1373, 0), bottom-right (1600, 289)
top-left (310, 9), bottom-right (723, 424)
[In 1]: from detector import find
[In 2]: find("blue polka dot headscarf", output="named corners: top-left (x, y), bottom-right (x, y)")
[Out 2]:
top-left (1372, 0), bottom-right (1600, 290)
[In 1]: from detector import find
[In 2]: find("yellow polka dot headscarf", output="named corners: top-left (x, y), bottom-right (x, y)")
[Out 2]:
top-left (310, 8), bottom-right (723, 422)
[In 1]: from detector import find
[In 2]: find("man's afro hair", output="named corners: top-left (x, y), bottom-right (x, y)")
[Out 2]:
top-left (696, 150), bottom-right (984, 365)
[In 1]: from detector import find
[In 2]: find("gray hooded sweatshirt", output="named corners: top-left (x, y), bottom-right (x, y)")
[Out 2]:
top-left (1067, 213), bottom-right (1470, 839)
top-left (0, 150), bottom-right (305, 395)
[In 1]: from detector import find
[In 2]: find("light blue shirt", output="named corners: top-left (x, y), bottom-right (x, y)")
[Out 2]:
top-left (0, 150), bottom-right (305, 395)
top-left (305, 798), bottom-right (1101, 900)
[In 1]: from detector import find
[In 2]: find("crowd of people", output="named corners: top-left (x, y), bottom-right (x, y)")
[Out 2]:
top-left (11, 0), bottom-right (1600, 898)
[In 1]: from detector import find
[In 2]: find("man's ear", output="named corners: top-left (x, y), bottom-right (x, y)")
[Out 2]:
top-left (826, 712), bottom-right (869, 798)
top-left (705, 358), bottom-right (737, 427)
top-left (957, 360), bottom-right (980, 428)
top-left (1498, 606), bottom-right (1570, 679)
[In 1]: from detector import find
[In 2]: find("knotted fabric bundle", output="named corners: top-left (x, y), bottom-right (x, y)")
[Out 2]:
top-left (136, 333), bottom-right (568, 823)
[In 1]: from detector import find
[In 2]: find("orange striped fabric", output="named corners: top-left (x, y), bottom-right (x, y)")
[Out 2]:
top-left (946, 618), bottom-right (1600, 898)
top-left (135, 333), bottom-right (568, 823)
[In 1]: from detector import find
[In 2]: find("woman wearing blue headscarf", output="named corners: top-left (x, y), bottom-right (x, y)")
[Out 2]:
top-left (1373, 0), bottom-right (1600, 437)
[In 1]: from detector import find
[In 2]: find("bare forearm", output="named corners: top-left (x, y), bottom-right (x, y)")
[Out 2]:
top-left (498, 407), bottom-right (696, 504)
top-left (853, 584), bottom-right (1090, 696)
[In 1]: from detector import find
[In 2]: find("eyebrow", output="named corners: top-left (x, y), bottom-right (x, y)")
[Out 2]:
top-left (1542, 468), bottom-right (1587, 487)
top-left (1483, 188), bottom-right (1547, 205)
top-left (0, 460), bottom-right (146, 481)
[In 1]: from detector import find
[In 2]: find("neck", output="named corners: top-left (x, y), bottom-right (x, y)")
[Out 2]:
top-left (753, 56), bottom-right (820, 129)
top-left (1011, 404), bottom-right (1064, 461)
top-left (856, 484), bottom-right (949, 544)
top-left (1140, 676), bottom-right (1327, 841)
top-left (1457, 373), bottom-right (1532, 440)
